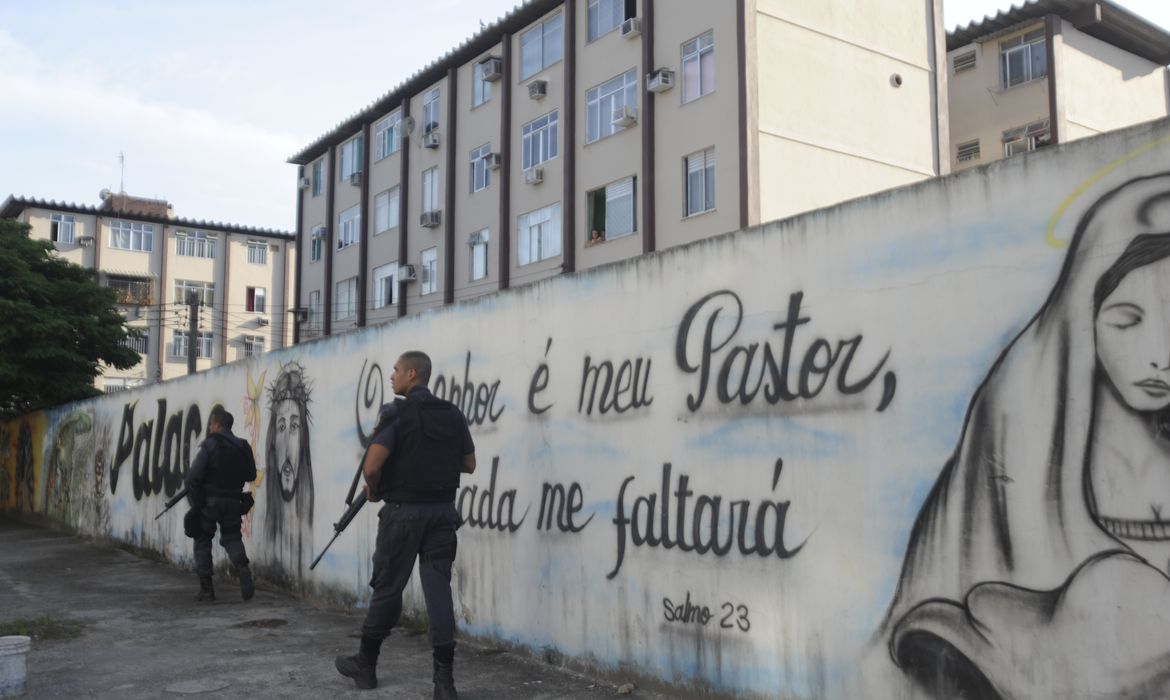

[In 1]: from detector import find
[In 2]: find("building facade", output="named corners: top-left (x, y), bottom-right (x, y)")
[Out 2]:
top-left (289, 0), bottom-right (949, 338)
top-left (1, 192), bottom-right (296, 392)
top-left (946, 0), bottom-right (1170, 171)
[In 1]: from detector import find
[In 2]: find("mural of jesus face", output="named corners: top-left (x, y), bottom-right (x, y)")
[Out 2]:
top-left (274, 398), bottom-right (302, 499)
top-left (1096, 255), bottom-right (1170, 413)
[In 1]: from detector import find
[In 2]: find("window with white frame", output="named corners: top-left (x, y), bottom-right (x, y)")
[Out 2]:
top-left (172, 330), bottom-right (213, 358)
top-left (109, 220), bottom-right (153, 252)
top-left (423, 88), bottom-right (441, 134)
top-left (337, 206), bottom-right (360, 249)
top-left (473, 61), bottom-right (493, 107)
top-left (1002, 119), bottom-right (1051, 157)
top-left (522, 111), bottom-right (558, 170)
top-left (517, 203), bottom-right (561, 265)
top-left (176, 230), bottom-right (216, 258)
top-left (520, 12), bottom-right (563, 80)
top-left (469, 143), bottom-right (492, 193)
top-left (470, 230), bottom-right (489, 281)
top-left (247, 240), bottom-right (268, 265)
top-left (1000, 28), bottom-right (1046, 88)
top-left (422, 168), bottom-right (439, 214)
top-left (420, 247), bottom-right (439, 295)
top-left (243, 335), bottom-right (265, 357)
top-left (586, 69), bottom-right (637, 143)
top-left (375, 111), bottom-right (402, 160)
top-left (246, 286), bottom-right (267, 313)
top-left (587, 177), bottom-right (636, 241)
top-left (310, 225), bottom-right (324, 262)
top-left (681, 30), bottom-right (715, 103)
top-left (339, 135), bottom-right (364, 180)
top-left (374, 187), bottom-right (400, 233)
top-left (587, 0), bottom-right (636, 41)
top-left (50, 214), bottom-right (75, 244)
top-left (372, 262), bottom-right (398, 308)
top-left (123, 329), bottom-right (149, 354)
top-left (335, 276), bottom-right (358, 320)
top-left (311, 159), bottom-right (324, 196)
top-left (685, 148), bottom-right (716, 216)
top-left (175, 279), bottom-right (214, 307)
top-left (308, 290), bottom-right (322, 331)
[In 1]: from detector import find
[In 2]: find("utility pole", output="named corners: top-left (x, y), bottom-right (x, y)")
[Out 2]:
top-left (186, 291), bottom-right (199, 375)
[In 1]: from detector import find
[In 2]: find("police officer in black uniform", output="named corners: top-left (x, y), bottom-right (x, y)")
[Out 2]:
top-left (187, 406), bottom-right (257, 602)
top-left (336, 351), bottom-right (476, 698)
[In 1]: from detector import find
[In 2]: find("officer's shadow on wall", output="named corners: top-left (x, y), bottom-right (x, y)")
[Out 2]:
top-left (263, 361), bottom-right (315, 583)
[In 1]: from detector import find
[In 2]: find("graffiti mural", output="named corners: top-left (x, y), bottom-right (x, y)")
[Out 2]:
top-left (263, 361), bottom-right (314, 582)
top-left (241, 367), bottom-right (267, 538)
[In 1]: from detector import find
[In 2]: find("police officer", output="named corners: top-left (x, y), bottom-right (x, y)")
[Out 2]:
top-left (187, 405), bottom-right (257, 602)
top-left (336, 351), bottom-right (476, 698)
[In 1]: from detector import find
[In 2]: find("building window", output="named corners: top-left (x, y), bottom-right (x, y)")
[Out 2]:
top-left (246, 287), bottom-right (267, 313)
top-left (123, 329), bottom-right (149, 355)
top-left (952, 49), bottom-right (977, 74)
top-left (423, 88), bottom-right (441, 134)
top-left (310, 225), bottom-right (324, 262)
top-left (956, 139), bottom-right (981, 163)
top-left (247, 241), bottom-right (268, 265)
top-left (243, 335), bottom-right (265, 357)
top-left (470, 230), bottom-right (489, 281)
top-left (172, 331), bottom-right (213, 359)
top-left (1002, 119), bottom-right (1051, 157)
top-left (337, 205), bottom-right (360, 249)
top-left (374, 187), bottom-right (400, 233)
top-left (517, 203), bottom-right (561, 265)
top-left (587, 0), bottom-right (636, 41)
top-left (339, 135), bottom-right (364, 180)
top-left (176, 230), bottom-right (216, 258)
top-left (420, 247), bottom-right (439, 295)
top-left (109, 220), bottom-right (153, 252)
top-left (681, 30), bottom-right (715, 103)
top-left (105, 275), bottom-right (153, 305)
top-left (308, 290), bottom-right (322, 331)
top-left (522, 111), bottom-right (558, 170)
top-left (175, 279), bottom-right (214, 307)
top-left (685, 148), bottom-right (716, 216)
top-left (373, 262), bottom-right (398, 308)
top-left (50, 214), bottom-right (75, 244)
top-left (1000, 28), bottom-right (1046, 88)
top-left (587, 176), bottom-right (636, 242)
top-left (520, 12), bottom-right (563, 80)
top-left (422, 167), bottom-right (439, 214)
top-left (311, 159), bottom-right (324, 196)
top-left (473, 61), bottom-right (493, 107)
top-left (375, 111), bottom-right (402, 160)
top-left (470, 143), bottom-right (492, 193)
top-left (586, 69), bottom-right (637, 143)
top-left (335, 276), bottom-right (357, 320)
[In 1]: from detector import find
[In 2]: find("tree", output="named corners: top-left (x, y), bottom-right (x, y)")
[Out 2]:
top-left (0, 219), bottom-right (140, 418)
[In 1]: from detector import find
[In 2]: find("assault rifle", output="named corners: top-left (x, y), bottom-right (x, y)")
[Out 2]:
top-left (309, 399), bottom-right (401, 571)
top-left (155, 485), bottom-right (191, 520)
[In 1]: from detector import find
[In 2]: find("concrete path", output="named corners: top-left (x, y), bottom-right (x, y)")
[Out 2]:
top-left (0, 519), bottom-right (671, 699)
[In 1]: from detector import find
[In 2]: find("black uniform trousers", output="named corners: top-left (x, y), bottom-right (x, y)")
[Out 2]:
top-left (361, 501), bottom-right (459, 648)
top-left (194, 495), bottom-right (250, 579)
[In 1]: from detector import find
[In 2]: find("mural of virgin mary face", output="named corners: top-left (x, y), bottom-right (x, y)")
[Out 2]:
top-left (1095, 255), bottom-right (1170, 413)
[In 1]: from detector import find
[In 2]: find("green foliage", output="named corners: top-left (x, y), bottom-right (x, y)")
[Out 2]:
top-left (0, 219), bottom-right (141, 418)
top-left (0, 614), bottom-right (85, 640)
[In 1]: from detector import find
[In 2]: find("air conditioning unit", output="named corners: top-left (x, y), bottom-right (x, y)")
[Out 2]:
top-left (468, 230), bottom-right (489, 246)
top-left (524, 167), bottom-right (544, 185)
top-left (311, 228), bottom-right (327, 240)
top-left (398, 264), bottom-right (418, 281)
top-left (483, 153), bottom-right (502, 170)
top-left (256, 316), bottom-right (270, 326)
top-left (612, 105), bottom-right (638, 127)
top-left (292, 308), bottom-right (308, 323)
top-left (420, 210), bottom-right (442, 228)
top-left (297, 176), bottom-right (311, 189)
top-left (528, 80), bottom-right (548, 100)
top-left (647, 68), bottom-right (675, 93)
top-left (479, 56), bottom-right (503, 82)
top-left (423, 131), bottom-right (441, 149)
top-left (77, 235), bottom-right (95, 247)
top-left (348, 171), bottom-right (362, 186)
top-left (621, 18), bottom-right (641, 38)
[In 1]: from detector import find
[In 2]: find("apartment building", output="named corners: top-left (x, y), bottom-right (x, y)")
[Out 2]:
top-left (289, 0), bottom-right (948, 338)
top-left (946, 0), bottom-right (1170, 171)
top-left (0, 192), bottom-right (296, 392)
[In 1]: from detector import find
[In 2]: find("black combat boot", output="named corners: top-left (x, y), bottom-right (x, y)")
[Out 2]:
top-left (194, 577), bottom-right (215, 602)
top-left (238, 565), bottom-right (254, 601)
top-left (335, 636), bottom-right (380, 689)
top-left (433, 645), bottom-right (457, 700)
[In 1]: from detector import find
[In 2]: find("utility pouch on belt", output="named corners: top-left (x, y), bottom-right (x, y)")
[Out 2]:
top-left (183, 507), bottom-right (201, 538)
top-left (240, 491), bottom-right (255, 514)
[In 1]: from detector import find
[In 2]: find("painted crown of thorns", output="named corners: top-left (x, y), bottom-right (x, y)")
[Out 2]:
top-left (268, 363), bottom-right (312, 421)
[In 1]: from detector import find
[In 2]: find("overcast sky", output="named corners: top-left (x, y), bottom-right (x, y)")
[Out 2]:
top-left (2, 0), bottom-right (1168, 232)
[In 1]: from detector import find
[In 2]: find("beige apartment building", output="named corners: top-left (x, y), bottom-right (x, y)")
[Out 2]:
top-left (289, 0), bottom-right (949, 338)
top-left (1, 192), bottom-right (296, 392)
top-left (947, 0), bottom-right (1170, 171)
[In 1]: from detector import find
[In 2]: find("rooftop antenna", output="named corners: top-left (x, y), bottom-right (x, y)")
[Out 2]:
top-left (118, 151), bottom-right (125, 193)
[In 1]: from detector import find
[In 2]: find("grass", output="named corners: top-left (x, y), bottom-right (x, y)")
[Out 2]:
top-left (0, 615), bottom-right (84, 641)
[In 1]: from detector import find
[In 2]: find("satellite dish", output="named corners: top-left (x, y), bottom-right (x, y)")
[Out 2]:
top-left (99, 188), bottom-right (112, 200)
top-left (401, 116), bottom-right (416, 136)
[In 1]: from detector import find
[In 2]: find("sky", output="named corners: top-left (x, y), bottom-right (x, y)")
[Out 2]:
top-left (2, 0), bottom-right (1168, 232)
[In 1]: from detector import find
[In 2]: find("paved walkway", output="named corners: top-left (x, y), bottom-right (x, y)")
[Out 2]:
top-left (0, 518), bottom-right (671, 699)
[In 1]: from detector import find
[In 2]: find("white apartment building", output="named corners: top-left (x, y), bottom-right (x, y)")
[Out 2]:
top-left (1, 192), bottom-right (296, 392)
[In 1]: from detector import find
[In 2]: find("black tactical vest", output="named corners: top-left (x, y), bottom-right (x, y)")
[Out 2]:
top-left (202, 432), bottom-right (255, 494)
top-left (381, 391), bottom-right (466, 503)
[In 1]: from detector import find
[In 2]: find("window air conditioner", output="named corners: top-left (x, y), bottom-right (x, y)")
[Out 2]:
top-left (292, 308), bottom-right (308, 323)
top-left (480, 56), bottom-right (503, 82)
top-left (483, 153), bottom-right (502, 170)
top-left (348, 172), bottom-right (362, 186)
top-left (420, 210), bottom-right (442, 228)
top-left (77, 235), bottom-right (95, 247)
top-left (468, 231), bottom-right (488, 246)
top-left (621, 18), bottom-right (641, 39)
top-left (528, 80), bottom-right (548, 100)
top-left (423, 131), bottom-right (441, 149)
top-left (256, 316), bottom-right (270, 326)
top-left (524, 167), bottom-right (544, 185)
top-left (612, 105), bottom-right (638, 127)
top-left (298, 176), bottom-right (311, 189)
top-left (398, 264), bottom-right (418, 281)
top-left (647, 68), bottom-right (675, 93)
top-left (311, 228), bottom-right (327, 240)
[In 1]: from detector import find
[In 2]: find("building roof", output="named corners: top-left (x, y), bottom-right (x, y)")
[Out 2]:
top-left (947, 0), bottom-right (1170, 64)
top-left (0, 195), bottom-right (294, 240)
top-left (287, 0), bottom-right (562, 166)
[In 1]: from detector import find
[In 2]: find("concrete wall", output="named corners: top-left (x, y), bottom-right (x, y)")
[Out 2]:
top-left (7, 118), bottom-right (1170, 698)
